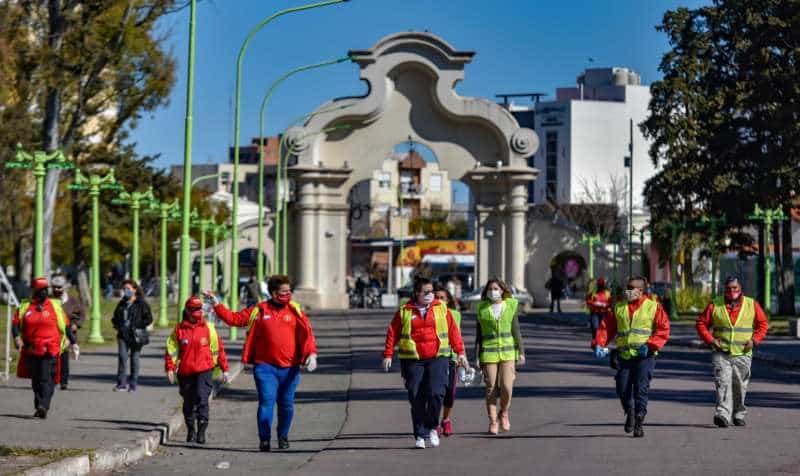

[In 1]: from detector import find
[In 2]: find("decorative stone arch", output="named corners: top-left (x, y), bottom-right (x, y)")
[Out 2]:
top-left (287, 32), bottom-right (539, 309)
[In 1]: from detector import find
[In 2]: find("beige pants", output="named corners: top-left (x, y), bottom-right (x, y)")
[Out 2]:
top-left (712, 351), bottom-right (752, 422)
top-left (482, 360), bottom-right (516, 420)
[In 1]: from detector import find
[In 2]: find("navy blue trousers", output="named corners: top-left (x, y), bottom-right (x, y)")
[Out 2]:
top-left (401, 357), bottom-right (449, 438)
top-left (615, 356), bottom-right (656, 417)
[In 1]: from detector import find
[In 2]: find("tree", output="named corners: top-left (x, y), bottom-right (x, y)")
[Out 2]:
top-left (0, 1), bottom-right (177, 279)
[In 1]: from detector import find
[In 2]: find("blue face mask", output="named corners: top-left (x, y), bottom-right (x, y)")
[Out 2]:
top-left (123, 288), bottom-right (133, 298)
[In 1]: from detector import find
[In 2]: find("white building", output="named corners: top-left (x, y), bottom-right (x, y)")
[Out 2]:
top-left (530, 67), bottom-right (656, 211)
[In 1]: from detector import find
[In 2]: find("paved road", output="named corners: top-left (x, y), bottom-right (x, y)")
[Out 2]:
top-left (118, 310), bottom-right (800, 475)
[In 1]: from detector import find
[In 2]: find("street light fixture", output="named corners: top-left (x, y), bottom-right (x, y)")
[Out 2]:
top-left (5, 144), bottom-right (73, 278)
top-left (580, 233), bottom-right (603, 281)
top-left (112, 186), bottom-right (156, 283)
top-left (748, 204), bottom-right (786, 313)
top-left (69, 168), bottom-right (122, 344)
top-left (256, 55), bottom-right (352, 284)
top-left (144, 198), bottom-right (180, 327)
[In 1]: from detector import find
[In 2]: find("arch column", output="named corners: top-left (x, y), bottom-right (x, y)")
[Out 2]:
top-left (288, 165), bottom-right (352, 309)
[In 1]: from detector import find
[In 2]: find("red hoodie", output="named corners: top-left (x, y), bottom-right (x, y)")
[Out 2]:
top-left (165, 318), bottom-right (229, 376)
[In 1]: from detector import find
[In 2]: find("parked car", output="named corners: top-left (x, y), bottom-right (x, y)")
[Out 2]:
top-left (462, 286), bottom-right (534, 312)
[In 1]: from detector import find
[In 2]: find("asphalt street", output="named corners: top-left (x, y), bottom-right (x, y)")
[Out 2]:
top-left (116, 310), bottom-right (800, 476)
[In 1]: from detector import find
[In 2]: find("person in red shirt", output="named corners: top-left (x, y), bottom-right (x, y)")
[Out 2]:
top-left (593, 276), bottom-right (670, 437)
top-left (586, 277), bottom-right (612, 339)
top-left (695, 276), bottom-right (768, 428)
top-left (165, 296), bottom-right (230, 445)
top-left (383, 277), bottom-right (468, 449)
top-left (204, 275), bottom-right (317, 453)
top-left (12, 277), bottom-right (77, 418)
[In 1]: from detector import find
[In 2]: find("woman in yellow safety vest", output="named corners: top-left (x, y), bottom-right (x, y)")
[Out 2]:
top-left (474, 278), bottom-right (526, 434)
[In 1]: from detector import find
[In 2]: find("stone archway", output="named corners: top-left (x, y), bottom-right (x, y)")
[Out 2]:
top-left (286, 32), bottom-right (539, 309)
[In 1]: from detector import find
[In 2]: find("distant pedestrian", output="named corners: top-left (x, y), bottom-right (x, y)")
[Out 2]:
top-left (433, 284), bottom-right (464, 437)
top-left (695, 276), bottom-right (768, 428)
top-left (204, 275), bottom-right (318, 452)
top-left (474, 278), bottom-right (526, 434)
top-left (545, 273), bottom-right (564, 314)
top-left (103, 271), bottom-right (115, 299)
top-left (593, 276), bottom-right (670, 437)
top-left (166, 296), bottom-right (230, 445)
top-left (13, 277), bottom-right (77, 418)
top-left (585, 277), bottom-right (612, 339)
top-left (112, 280), bottom-right (153, 392)
top-left (245, 274), bottom-right (260, 307)
top-left (382, 276), bottom-right (468, 449)
top-left (50, 275), bottom-right (86, 390)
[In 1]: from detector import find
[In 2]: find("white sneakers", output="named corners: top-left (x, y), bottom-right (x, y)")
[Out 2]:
top-left (413, 429), bottom-right (441, 449)
top-left (428, 429), bottom-right (440, 447)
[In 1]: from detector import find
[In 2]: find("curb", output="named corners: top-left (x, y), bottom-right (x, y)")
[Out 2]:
top-left (528, 313), bottom-right (800, 370)
top-left (22, 362), bottom-right (244, 476)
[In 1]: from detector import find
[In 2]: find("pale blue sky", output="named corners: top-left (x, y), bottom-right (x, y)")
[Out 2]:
top-left (130, 0), bottom-right (708, 174)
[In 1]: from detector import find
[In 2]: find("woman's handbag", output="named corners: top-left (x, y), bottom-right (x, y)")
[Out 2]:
top-left (133, 328), bottom-right (150, 347)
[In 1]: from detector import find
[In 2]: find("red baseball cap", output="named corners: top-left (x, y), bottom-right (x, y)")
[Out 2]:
top-left (185, 296), bottom-right (203, 310)
top-left (32, 277), bottom-right (49, 290)
top-left (597, 277), bottom-right (606, 287)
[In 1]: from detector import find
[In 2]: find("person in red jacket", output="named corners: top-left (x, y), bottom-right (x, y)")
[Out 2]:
top-left (592, 276), bottom-right (670, 437)
top-left (383, 276), bottom-right (468, 449)
top-left (204, 275), bottom-right (317, 453)
top-left (165, 296), bottom-right (229, 444)
top-left (695, 276), bottom-right (768, 428)
top-left (12, 277), bottom-right (77, 418)
top-left (586, 277), bottom-right (612, 339)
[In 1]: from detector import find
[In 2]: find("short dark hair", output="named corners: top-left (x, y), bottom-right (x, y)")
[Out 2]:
top-left (268, 275), bottom-right (292, 294)
top-left (481, 277), bottom-right (512, 301)
top-left (433, 283), bottom-right (457, 309)
top-left (627, 276), bottom-right (647, 288)
top-left (724, 275), bottom-right (741, 286)
top-left (413, 276), bottom-right (432, 293)
top-left (121, 279), bottom-right (144, 298)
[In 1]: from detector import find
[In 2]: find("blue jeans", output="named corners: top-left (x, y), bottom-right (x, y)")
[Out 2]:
top-left (253, 363), bottom-right (301, 442)
top-left (615, 356), bottom-right (656, 417)
top-left (117, 338), bottom-right (141, 386)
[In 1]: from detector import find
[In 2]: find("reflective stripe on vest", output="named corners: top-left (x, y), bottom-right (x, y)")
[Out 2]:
top-left (477, 298), bottom-right (519, 363)
top-left (614, 299), bottom-right (657, 360)
top-left (449, 308), bottom-right (462, 361)
top-left (18, 299), bottom-right (69, 352)
top-left (711, 296), bottom-right (755, 357)
top-left (398, 302), bottom-right (450, 360)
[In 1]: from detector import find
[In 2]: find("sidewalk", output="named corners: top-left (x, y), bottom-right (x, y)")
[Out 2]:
top-left (0, 325), bottom-right (242, 475)
top-left (529, 307), bottom-right (800, 368)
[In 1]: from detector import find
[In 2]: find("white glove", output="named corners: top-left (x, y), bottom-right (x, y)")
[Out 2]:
top-left (305, 354), bottom-right (318, 373)
top-left (167, 370), bottom-right (176, 384)
top-left (517, 354), bottom-right (526, 367)
top-left (203, 291), bottom-right (220, 306)
top-left (71, 344), bottom-right (80, 361)
top-left (222, 371), bottom-right (231, 383)
top-left (382, 357), bottom-right (392, 373)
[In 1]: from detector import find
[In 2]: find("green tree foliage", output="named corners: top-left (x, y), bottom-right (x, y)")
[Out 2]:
top-left (643, 0), bottom-right (800, 312)
top-left (408, 211), bottom-right (469, 239)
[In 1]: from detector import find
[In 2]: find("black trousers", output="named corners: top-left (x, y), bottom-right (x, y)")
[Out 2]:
top-left (400, 357), bottom-right (449, 438)
top-left (615, 356), bottom-right (656, 417)
top-left (28, 354), bottom-right (57, 411)
top-left (60, 351), bottom-right (70, 386)
top-left (178, 370), bottom-right (213, 422)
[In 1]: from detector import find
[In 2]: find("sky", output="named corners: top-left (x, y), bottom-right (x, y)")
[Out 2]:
top-left (130, 0), bottom-right (709, 176)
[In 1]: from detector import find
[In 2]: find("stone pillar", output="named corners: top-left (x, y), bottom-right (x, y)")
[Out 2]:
top-left (295, 179), bottom-right (317, 290)
top-left (507, 182), bottom-right (528, 290)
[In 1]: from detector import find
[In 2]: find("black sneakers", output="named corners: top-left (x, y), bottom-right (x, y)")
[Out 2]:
top-left (733, 418), bottom-right (746, 427)
top-left (633, 415), bottom-right (645, 438)
top-left (278, 438), bottom-right (290, 450)
top-left (185, 419), bottom-right (196, 443)
top-left (196, 420), bottom-right (208, 445)
top-left (624, 413), bottom-right (635, 433)
top-left (259, 441), bottom-right (271, 452)
top-left (714, 415), bottom-right (730, 428)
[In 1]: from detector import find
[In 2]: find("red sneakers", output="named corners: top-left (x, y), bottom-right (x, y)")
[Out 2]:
top-left (441, 419), bottom-right (453, 436)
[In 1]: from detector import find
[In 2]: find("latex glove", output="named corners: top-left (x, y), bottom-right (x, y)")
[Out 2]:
top-left (638, 344), bottom-right (650, 358)
top-left (70, 344), bottom-right (80, 361)
top-left (742, 340), bottom-right (754, 353)
top-left (202, 291), bottom-right (220, 306)
top-left (517, 354), bottom-right (526, 367)
top-left (382, 357), bottom-right (392, 373)
top-left (167, 370), bottom-right (176, 385)
top-left (222, 372), bottom-right (231, 384)
top-left (14, 337), bottom-right (23, 351)
top-left (594, 345), bottom-right (609, 359)
top-left (456, 354), bottom-right (469, 369)
top-left (305, 354), bottom-right (318, 372)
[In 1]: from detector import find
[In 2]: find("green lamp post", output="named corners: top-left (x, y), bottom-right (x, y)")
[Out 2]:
top-left (256, 56), bottom-right (352, 283)
top-left (145, 198), bottom-right (180, 327)
top-left (211, 222), bottom-right (228, 296)
top-left (580, 234), bottom-right (603, 281)
top-left (748, 204), bottom-right (786, 313)
top-left (69, 168), bottom-right (121, 344)
top-left (190, 210), bottom-right (215, 297)
top-left (112, 186), bottom-right (155, 283)
top-left (226, 0), bottom-right (351, 324)
top-left (5, 144), bottom-right (73, 278)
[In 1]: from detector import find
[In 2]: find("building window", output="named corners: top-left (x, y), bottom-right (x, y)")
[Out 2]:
top-left (378, 172), bottom-right (391, 189)
top-left (545, 131), bottom-right (558, 201)
top-left (429, 174), bottom-right (442, 192)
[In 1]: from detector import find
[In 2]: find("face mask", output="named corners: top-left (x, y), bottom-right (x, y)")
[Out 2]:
top-left (34, 289), bottom-right (48, 302)
top-left (624, 289), bottom-right (642, 302)
top-left (489, 289), bottom-right (503, 301)
top-left (275, 293), bottom-right (292, 305)
top-left (123, 288), bottom-right (134, 299)
top-left (187, 309), bottom-right (203, 321)
top-left (422, 292), bottom-right (434, 305)
top-left (725, 290), bottom-right (742, 302)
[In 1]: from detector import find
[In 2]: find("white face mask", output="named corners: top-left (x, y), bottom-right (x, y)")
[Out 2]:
top-left (624, 289), bottom-right (642, 302)
top-left (489, 289), bottom-right (503, 301)
top-left (422, 292), bottom-right (434, 305)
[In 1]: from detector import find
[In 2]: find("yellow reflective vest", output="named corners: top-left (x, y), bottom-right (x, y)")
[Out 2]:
top-left (614, 299), bottom-right (657, 360)
top-left (711, 297), bottom-right (755, 357)
top-left (477, 298), bottom-right (519, 363)
top-left (397, 302), bottom-right (451, 360)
